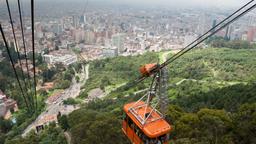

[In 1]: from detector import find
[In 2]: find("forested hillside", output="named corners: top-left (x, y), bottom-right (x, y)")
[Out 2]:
top-left (11, 48), bottom-right (256, 144)
top-left (79, 52), bottom-right (158, 98)
top-left (61, 48), bottom-right (256, 144)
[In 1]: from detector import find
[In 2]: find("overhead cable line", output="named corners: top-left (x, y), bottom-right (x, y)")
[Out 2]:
top-left (18, 0), bottom-right (32, 90)
top-left (0, 23), bottom-right (30, 111)
top-left (159, 1), bottom-right (256, 70)
top-left (31, 0), bottom-right (37, 111)
top-left (160, 0), bottom-right (254, 69)
top-left (6, 0), bottom-right (32, 108)
top-left (17, 0), bottom-right (34, 108)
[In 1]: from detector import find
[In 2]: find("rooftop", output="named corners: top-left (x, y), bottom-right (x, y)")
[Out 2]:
top-left (37, 114), bottom-right (58, 126)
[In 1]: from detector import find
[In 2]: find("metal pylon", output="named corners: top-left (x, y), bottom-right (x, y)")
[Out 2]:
top-left (159, 67), bottom-right (169, 116)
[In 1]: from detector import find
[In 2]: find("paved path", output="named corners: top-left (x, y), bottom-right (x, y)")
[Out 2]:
top-left (64, 132), bottom-right (72, 144)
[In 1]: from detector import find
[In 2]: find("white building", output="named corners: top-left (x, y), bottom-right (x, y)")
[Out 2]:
top-left (102, 47), bottom-right (118, 58)
top-left (43, 54), bottom-right (77, 66)
top-left (0, 90), bottom-right (18, 120)
top-left (112, 33), bottom-right (126, 54)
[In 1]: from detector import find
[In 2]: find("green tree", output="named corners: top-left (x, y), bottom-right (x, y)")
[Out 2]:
top-left (175, 113), bottom-right (200, 140)
top-left (63, 98), bottom-right (78, 105)
top-left (197, 109), bottom-right (232, 143)
top-left (68, 110), bottom-right (129, 144)
top-left (75, 76), bottom-right (80, 83)
top-left (0, 118), bottom-right (13, 133)
top-left (58, 115), bottom-right (70, 131)
top-left (233, 103), bottom-right (256, 144)
top-left (64, 71), bottom-right (73, 81)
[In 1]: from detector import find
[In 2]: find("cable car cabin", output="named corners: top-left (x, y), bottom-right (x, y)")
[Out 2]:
top-left (139, 63), bottom-right (158, 76)
top-left (122, 101), bottom-right (172, 144)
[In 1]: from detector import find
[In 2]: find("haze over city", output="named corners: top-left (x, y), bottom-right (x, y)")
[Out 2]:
top-left (33, 0), bottom-right (249, 7)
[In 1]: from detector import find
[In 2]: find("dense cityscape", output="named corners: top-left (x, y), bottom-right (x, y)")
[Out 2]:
top-left (0, 0), bottom-right (256, 144)
top-left (1, 1), bottom-right (256, 65)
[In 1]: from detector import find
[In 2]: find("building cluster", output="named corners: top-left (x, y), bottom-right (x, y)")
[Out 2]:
top-left (43, 50), bottom-right (78, 66)
top-left (0, 7), bottom-right (256, 63)
top-left (0, 90), bottom-right (18, 120)
top-left (242, 26), bottom-right (256, 42)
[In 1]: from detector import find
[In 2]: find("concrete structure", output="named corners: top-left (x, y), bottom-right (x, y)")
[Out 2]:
top-left (72, 15), bottom-right (78, 28)
top-left (85, 31), bottom-right (96, 44)
top-left (52, 23), bottom-right (63, 35)
top-left (35, 114), bottom-right (58, 133)
top-left (247, 26), bottom-right (256, 42)
top-left (43, 53), bottom-right (78, 66)
top-left (112, 33), bottom-right (126, 54)
top-left (80, 15), bottom-right (86, 24)
top-left (74, 29), bottom-right (85, 43)
top-left (0, 90), bottom-right (18, 120)
top-left (102, 47), bottom-right (118, 58)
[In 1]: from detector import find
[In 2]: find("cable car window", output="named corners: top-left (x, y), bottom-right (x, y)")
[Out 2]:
top-left (127, 116), bottom-right (133, 127)
top-left (158, 134), bottom-right (169, 143)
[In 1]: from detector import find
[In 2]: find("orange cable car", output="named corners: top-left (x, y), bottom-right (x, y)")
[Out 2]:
top-left (122, 63), bottom-right (172, 144)
top-left (122, 101), bottom-right (172, 144)
top-left (139, 63), bottom-right (158, 76)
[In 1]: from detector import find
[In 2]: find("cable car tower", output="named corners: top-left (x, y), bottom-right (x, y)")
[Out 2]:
top-left (130, 64), bottom-right (169, 124)
top-left (123, 64), bottom-right (171, 144)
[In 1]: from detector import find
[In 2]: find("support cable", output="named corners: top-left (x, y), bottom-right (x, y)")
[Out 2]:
top-left (161, 0), bottom-right (254, 70)
top-left (17, 0), bottom-right (34, 108)
top-left (6, 0), bottom-right (32, 109)
top-left (159, 2), bottom-right (256, 70)
top-left (134, 1), bottom-right (256, 85)
top-left (0, 24), bottom-right (30, 111)
top-left (31, 0), bottom-right (37, 111)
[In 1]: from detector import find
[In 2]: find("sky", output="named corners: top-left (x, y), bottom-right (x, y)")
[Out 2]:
top-left (0, 0), bottom-right (252, 8)
top-left (72, 0), bottom-right (251, 8)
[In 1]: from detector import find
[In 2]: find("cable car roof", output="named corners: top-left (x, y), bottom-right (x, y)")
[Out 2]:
top-left (124, 101), bottom-right (172, 138)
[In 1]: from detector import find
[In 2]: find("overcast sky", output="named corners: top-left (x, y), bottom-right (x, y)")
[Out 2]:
top-left (102, 0), bottom-right (250, 8)
top-left (0, 0), bottom-right (252, 8)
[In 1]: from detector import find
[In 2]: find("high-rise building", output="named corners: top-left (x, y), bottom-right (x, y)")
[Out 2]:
top-left (74, 29), bottom-right (85, 43)
top-left (52, 23), bottom-right (63, 34)
top-left (80, 15), bottom-right (86, 24)
top-left (247, 26), bottom-right (256, 42)
top-left (72, 15), bottom-right (78, 28)
top-left (212, 19), bottom-right (217, 34)
top-left (225, 26), bottom-right (231, 40)
top-left (112, 33), bottom-right (126, 54)
top-left (85, 31), bottom-right (96, 44)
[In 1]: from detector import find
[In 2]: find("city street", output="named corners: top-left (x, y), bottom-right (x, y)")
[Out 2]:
top-left (22, 64), bottom-right (89, 137)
